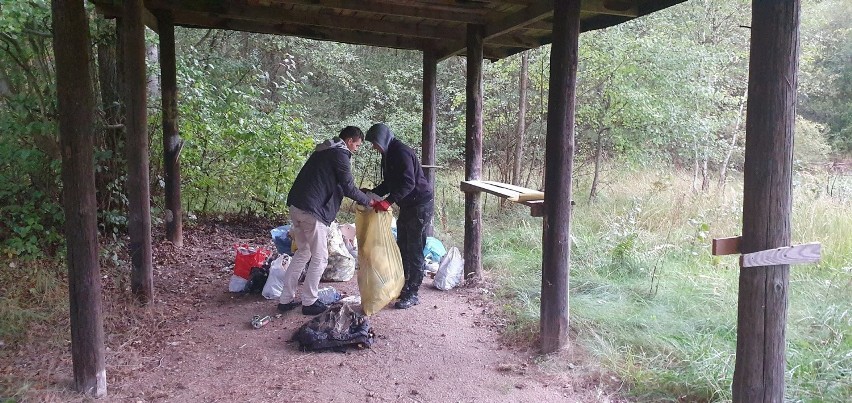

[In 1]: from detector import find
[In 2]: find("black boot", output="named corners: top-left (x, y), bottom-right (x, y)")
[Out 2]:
top-left (302, 300), bottom-right (329, 315)
top-left (394, 293), bottom-right (419, 309)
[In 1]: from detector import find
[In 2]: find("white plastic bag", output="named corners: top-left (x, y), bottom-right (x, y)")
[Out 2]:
top-left (228, 275), bottom-right (248, 292)
top-left (262, 255), bottom-right (291, 299)
top-left (322, 222), bottom-right (356, 281)
top-left (339, 223), bottom-right (358, 261)
top-left (434, 247), bottom-right (464, 291)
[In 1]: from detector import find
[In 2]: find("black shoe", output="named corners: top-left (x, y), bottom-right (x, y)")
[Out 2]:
top-left (277, 301), bottom-right (300, 313)
top-left (302, 300), bottom-right (329, 315)
top-left (394, 294), bottom-right (419, 309)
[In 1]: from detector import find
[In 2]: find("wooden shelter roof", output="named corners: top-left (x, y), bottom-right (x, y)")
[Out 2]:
top-left (92, 0), bottom-right (687, 60)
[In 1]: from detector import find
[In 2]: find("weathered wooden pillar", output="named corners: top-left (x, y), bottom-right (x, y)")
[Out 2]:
top-left (51, 0), bottom-right (107, 396)
top-left (422, 49), bottom-right (437, 237)
top-left (464, 24), bottom-right (484, 279)
top-left (123, 0), bottom-right (154, 303)
top-left (733, 0), bottom-right (799, 400)
top-left (540, 0), bottom-right (580, 353)
top-left (158, 11), bottom-right (183, 247)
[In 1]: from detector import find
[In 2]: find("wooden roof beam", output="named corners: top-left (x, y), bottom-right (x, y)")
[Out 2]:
top-left (147, 0), bottom-right (466, 41)
top-left (437, 0), bottom-right (551, 59)
top-left (176, 14), bottom-right (462, 53)
top-left (270, 0), bottom-right (488, 24)
top-left (92, 0), bottom-right (159, 33)
top-left (436, 0), bottom-right (638, 60)
top-left (584, 0), bottom-right (638, 18)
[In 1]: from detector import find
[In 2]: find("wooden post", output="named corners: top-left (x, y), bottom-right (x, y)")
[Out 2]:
top-left (51, 0), bottom-right (107, 396)
top-left (123, 0), bottom-right (154, 303)
top-left (733, 0), bottom-right (799, 400)
top-left (158, 11), bottom-right (183, 247)
top-left (422, 49), bottom-right (437, 237)
top-left (540, 0), bottom-right (580, 353)
top-left (464, 24), bottom-right (484, 279)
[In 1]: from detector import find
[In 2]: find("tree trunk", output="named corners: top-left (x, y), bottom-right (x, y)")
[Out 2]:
top-left (52, 0), bottom-right (107, 396)
top-left (733, 0), bottom-right (799, 400)
top-left (692, 135), bottom-right (700, 192)
top-left (96, 31), bottom-right (125, 215)
top-left (701, 133), bottom-right (710, 192)
top-left (513, 51), bottom-right (529, 186)
top-left (146, 43), bottom-right (160, 97)
top-left (590, 127), bottom-right (606, 201)
top-left (719, 87), bottom-right (748, 188)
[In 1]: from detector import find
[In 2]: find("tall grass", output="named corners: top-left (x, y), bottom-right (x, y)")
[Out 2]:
top-left (433, 165), bottom-right (852, 402)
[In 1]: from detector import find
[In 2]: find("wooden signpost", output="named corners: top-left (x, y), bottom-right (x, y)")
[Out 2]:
top-left (712, 236), bottom-right (821, 268)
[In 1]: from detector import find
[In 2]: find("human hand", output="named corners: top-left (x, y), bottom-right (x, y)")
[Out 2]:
top-left (371, 199), bottom-right (391, 212)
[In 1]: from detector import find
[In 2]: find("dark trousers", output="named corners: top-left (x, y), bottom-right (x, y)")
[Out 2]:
top-left (396, 199), bottom-right (434, 298)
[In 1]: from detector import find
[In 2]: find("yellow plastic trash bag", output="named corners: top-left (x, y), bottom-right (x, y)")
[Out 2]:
top-left (356, 208), bottom-right (404, 315)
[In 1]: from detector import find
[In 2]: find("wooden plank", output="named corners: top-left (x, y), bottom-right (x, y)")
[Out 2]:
top-left (540, 0), bottom-right (580, 354)
top-left (712, 236), bottom-right (741, 256)
top-left (52, 0), bottom-right (107, 396)
top-left (740, 243), bottom-right (821, 268)
top-left (124, 0), bottom-right (154, 304)
top-left (464, 24), bottom-right (484, 280)
top-left (733, 0), bottom-right (800, 399)
top-left (513, 191), bottom-right (545, 202)
top-left (460, 180), bottom-right (520, 199)
top-left (158, 11), bottom-right (183, 247)
top-left (481, 180), bottom-right (538, 194)
top-left (464, 180), bottom-right (546, 216)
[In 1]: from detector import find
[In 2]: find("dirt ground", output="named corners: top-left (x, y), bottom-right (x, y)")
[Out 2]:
top-left (1, 218), bottom-right (626, 402)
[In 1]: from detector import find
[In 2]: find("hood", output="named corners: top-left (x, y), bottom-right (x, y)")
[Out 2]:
top-left (314, 137), bottom-right (349, 153)
top-left (365, 123), bottom-right (394, 153)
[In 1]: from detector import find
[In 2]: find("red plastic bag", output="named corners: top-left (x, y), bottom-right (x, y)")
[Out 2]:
top-left (234, 244), bottom-right (270, 280)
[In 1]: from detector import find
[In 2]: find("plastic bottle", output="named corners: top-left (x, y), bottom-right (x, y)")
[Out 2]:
top-left (317, 286), bottom-right (341, 304)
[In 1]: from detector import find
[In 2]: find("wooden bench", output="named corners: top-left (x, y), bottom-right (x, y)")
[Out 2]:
top-left (459, 180), bottom-right (547, 217)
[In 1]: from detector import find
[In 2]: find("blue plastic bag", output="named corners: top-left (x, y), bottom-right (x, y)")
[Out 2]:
top-left (423, 237), bottom-right (446, 262)
top-left (271, 225), bottom-right (293, 255)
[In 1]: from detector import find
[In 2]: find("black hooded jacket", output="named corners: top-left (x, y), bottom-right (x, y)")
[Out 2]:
top-left (372, 137), bottom-right (433, 207)
top-left (287, 138), bottom-right (371, 225)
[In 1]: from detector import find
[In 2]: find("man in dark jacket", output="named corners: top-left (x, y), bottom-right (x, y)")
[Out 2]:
top-left (279, 126), bottom-right (373, 315)
top-left (365, 123), bottom-right (434, 309)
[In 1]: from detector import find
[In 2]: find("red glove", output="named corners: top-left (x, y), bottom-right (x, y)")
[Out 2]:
top-left (371, 199), bottom-right (391, 212)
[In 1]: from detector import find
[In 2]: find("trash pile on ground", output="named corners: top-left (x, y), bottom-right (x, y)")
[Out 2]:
top-left (227, 212), bottom-right (465, 352)
top-left (228, 244), bottom-right (271, 292)
top-left (292, 302), bottom-right (373, 352)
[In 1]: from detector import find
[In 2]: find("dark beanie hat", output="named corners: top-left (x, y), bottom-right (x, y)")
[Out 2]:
top-left (365, 123), bottom-right (394, 152)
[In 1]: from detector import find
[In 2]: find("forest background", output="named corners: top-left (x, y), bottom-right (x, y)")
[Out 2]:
top-left (1, 0), bottom-right (850, 401)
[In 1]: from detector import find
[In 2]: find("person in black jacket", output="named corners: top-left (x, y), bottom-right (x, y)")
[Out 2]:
top-left (278, 126), bottom-right (374, 315)
top-left (365, 123), bottom-right (434, 309)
